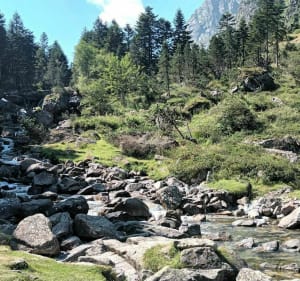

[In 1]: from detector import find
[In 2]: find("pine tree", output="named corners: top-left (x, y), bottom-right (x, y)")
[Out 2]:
top-left (124, 24), bottom-right (134, 53)
top-left (219, 13), bottom-right (236, 69)
top-left (6, 13), bottom-right (36, 90)
top-left (45, 41), bottom-right (70, 88)
top-left (0, 12), bottom-right (7, 89)
top-left (208, 35), bottom-right (226, 79)
top-left (130, 7), bottom-right (161, 75)
top-left (105, 20), bottom-right (125, 56)
top-left (158, 41), bottom-right (171, 96)
top-left (92, 18), bottom-right (108, 48)
top-left (172, 9), bottom-right (192, 54)
top-left (236, 18), bottom-right (249, 66)
top-left (34, 32), bottom-right (49, 89)
top-left (170, 43), bottom-right (184, 83)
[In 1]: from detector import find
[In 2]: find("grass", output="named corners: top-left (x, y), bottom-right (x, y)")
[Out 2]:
top-left (143, 243), bottom-right (183, 273)
top-left (41, 138), bottom-right (169, 180)
top-left (208, 179), bottom-right (249, 194)
top-left (0, 246), bottom-right (110, 281)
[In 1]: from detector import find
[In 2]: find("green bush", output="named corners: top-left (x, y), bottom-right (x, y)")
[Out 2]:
top-left (216, 97), bottom-right (261, 135)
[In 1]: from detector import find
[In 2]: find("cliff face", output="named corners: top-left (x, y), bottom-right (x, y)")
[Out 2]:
top-left (188, 0), bottom-right (300, 48)
top-left (187, 0), bottom-right (242, 48)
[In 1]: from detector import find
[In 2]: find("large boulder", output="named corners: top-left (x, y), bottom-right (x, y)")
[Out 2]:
top-left (112, 198), bottom-right (151, 219)
top-left (49, 212), bottom-right (73, 240)
top-left (157, 186), bottom-right (183, 210)
top-left (50, 196), bottom-right (89, 217)
top-left (11, 214), bottom-right (60, 256)
top-left (19, 199), bottom-right (53, 218)
top-left (0, 165), bottom-right (19, 178)
top-left (236, 268), bottom-right (273, 281)
top-left (74, 214), bottom-right (120, 240)
top-left (242, 72), bottom-right (277, 92)
top-left (0, 198), bottom-right (21, 220)
top-left (278, 207), bottom-right (300, 229)
top-left (180, 247), bottom-right (227, 269)
top-left (145, 267), bottom-right (234, 281)
top-left (33, 171), bottom-right (58, 187)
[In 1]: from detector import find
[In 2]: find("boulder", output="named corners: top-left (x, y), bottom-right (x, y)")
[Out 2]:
top-left (0, 198), bottom-right (20, 220)
top-left (112, 198), bottom-right (151, 219)
top-left (236, 268), bottom-right (273, 281)
top-left (12, 214), bottom-right (59, 256)
top-left (0, 165), bottom-right (19, 178)
top-left (278, 207), bottom-right (300, 229)
top-left (50, 196), bottom-right (89, 217)
top-left (19, 199), bottom-right (53, 218)
top-left (74, 214), bottom-right (120, 240)
top-left (33, 171), bottom-right (57, 186)
top-left (232, 219), bottom-right (256, 227)
top-left (145, 266), bottom-right (234, 281)
top-left (35, 110), bottom-right (54, 127)
top-left (60, 236), bottom-right (82, 251)
top-left (256, 240), bottom-right (279, 252)
top-left (180, 247), bottom-right (227, 269)
top-left (282, 239), bottom-right (300, 252)
top-left (157, 186), bottom-right (183, 210)
top-left (49, 212), bottom-right (73, 240)
top-left (242, 72), bottom-right (277, 92)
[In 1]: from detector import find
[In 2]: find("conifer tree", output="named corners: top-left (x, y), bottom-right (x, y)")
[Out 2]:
top-left (236, 18), bottom-right (249, 66)
top-left (6, 13), bottom-right (36, 90)
top-left (45, 41), bottom-right (70, 87)
top-left (0, 12), bottom-right (7, 88)
top-left (34, 32), bottom-right (49, 89)
top-left (158, 41), bottom-right (171, 96)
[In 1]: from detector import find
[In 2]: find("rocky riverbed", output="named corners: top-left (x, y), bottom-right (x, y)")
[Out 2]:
top-left (1, 137), bottom-right (300, 281)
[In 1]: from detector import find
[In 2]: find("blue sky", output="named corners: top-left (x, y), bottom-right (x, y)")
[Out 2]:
top-left (0, 0), bottom-right (203, 62)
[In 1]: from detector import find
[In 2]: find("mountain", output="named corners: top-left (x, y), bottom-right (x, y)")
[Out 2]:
top-left (187, 0), bottom-right (243, 48)
top-left (188, 0), bottom-right (300, 48)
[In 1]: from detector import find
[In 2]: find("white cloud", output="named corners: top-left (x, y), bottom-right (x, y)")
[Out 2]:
top-left (87, 0), bottom-right (144, 27)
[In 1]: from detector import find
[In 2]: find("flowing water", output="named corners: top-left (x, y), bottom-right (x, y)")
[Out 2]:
top-left (200, 215), bottom-right (300, 280)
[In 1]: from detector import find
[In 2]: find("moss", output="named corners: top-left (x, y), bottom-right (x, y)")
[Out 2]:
top-left (0, 246), bottom-right (109, 281)
top-left (143, 244), bottom-right (183, 273)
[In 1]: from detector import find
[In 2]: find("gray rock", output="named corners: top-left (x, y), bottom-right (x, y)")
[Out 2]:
top-left (8, 259), bottom-right (29, 270)
top-left (33, 171), bottom-right (57, 186)
top-left (157, 185), bottom-right (183, 210)
top-left (49, 212), bottom-right (73, 240)
top-left (12, 214), bottom-right (59, 256)
top-left (19, 199), bottom-right (53, 218)
top-left (256, 240), bottom-right (279, 252)
top-left (278, 207), bottom-right (300, 229)
top-left (232, 219), bottom-right (256, 227)
top-left (0, 164), bottom-right (19, 178)
top-left (179, 223), bottom-right (201, 237)
top-left (180, 247), bottom-right (226, 269)
top-left (60, 236), bottom-right (82, 251)
top-left (282, 239), bottom-right (300, 252)
top-left (145, 266), bottom-right (232, 281)
top-left (74, 214), bottom-right (119, 240)
top-left (236, 238), bottom-right (256, 249)
top-left (50, 195), bottom-right (89, 217)
top-left (112, 197), bottom-right (151, 219)
top-left (236, 268), bottom-right (273, 281)
top-left (0, 198), bottom-right (20, 220)
top-left (175, 238), bottom-right (216, 250)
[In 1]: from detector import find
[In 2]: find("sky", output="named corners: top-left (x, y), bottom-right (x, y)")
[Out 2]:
top-left (0, 0), bottom-right (202, 62)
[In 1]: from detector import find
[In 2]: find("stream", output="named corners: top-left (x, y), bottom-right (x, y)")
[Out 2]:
top-left (1, 137), bottom-right (300, 280)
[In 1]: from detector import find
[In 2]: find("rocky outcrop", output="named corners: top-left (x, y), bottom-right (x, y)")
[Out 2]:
top-left (74, 214), bottom-right (121, 240)
top-left (236, 268), bottom-right (273, 281)
top-left (11, 214), bottom-right (60, 256)
top-left (278, 207), bottom-right (300, 229)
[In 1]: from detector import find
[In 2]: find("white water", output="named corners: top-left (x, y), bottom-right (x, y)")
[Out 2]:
top-left (0, 137), bottom-right (30, 195)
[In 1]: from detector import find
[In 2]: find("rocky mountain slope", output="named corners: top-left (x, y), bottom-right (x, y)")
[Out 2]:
top-left (188, 0), bottom-right (299, 47)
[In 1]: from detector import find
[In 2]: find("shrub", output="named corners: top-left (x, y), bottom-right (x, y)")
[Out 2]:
top-left (216, 97), bottom-right (261, 135)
